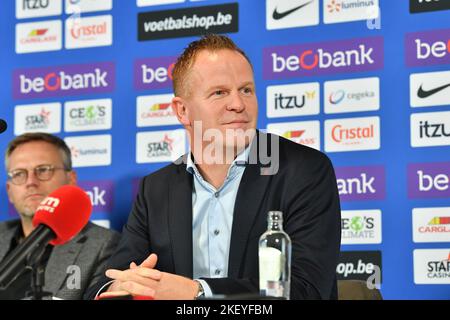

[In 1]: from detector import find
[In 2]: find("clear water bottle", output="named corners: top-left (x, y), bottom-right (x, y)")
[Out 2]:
top-left (259, 211), bottom-right (292, 299)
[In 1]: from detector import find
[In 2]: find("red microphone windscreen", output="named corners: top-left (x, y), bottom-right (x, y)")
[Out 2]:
top-left (32, 185), bottom-right (92, 245)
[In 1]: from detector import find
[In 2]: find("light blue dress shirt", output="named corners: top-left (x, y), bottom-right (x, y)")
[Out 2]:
top-left (186, 146), bottom-right (250, 297)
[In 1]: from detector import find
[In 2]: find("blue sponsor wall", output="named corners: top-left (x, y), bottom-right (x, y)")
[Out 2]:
top-left (0, 0), bottom-right (449, 299)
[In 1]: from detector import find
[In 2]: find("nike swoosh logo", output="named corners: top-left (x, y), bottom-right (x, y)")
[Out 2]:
top-left (272, 0), bottom-right (314, 20)
top-left (417, 83), bottom-right (450, 98)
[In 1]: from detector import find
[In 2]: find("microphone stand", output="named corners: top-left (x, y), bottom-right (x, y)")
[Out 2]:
top-left (24, 245), bottom-right (52, 300)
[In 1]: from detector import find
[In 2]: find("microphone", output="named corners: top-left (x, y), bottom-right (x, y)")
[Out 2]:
top-left (0, 185), bottom-right (92, 289)
top-left (0, 119), bottom-right (7, 134)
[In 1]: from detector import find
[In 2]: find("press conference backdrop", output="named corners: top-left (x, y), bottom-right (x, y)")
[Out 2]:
top-left (0, 0), bottom-right (449, 299)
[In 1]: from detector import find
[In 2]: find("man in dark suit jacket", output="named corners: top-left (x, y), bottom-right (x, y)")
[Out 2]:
top-left (0, 133), bottom-right (120, 299)
top-left (88, 34), bottom-right (340, 300)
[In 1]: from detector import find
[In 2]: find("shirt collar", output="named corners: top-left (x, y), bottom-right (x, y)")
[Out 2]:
top-left (186, 141), bottom-right (252, 179)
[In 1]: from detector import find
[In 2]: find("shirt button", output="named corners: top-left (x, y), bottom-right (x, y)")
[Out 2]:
top-left (214, 192), bottom-right (219, 198)
top-left (214, 229), bottom-right (220, 236)
top-left (215, 269), bottom-right (221, 275)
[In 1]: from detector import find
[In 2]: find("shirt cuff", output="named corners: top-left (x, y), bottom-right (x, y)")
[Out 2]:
top-left (195, 279), bottom-right (213, 298)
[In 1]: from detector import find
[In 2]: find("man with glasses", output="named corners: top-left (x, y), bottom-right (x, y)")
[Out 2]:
top-left (0, 132), bottom-right (120, 299)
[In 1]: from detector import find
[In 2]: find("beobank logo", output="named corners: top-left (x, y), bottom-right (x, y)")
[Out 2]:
top-left (13, 62), bottom-right (115, 99)
top-left (263, 36), bottom-right (384, 80)
top-left (134, 56), bottom-right (176, 90)
top-left (405, 28), bottom-right (450, 67)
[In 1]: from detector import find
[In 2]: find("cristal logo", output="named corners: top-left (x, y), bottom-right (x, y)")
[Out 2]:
top-left (264, 37), bottom-right (383, 79)
top-left (25, 107), bottom-right (51, 130)
top-left (70, 22), bottom-right (107, 39)
top-left (13, 62), bottom-right (115, 99)
top-left (147, 134), bottom-right (174, 158)
top-left (332, 123), bottom-right (374, 143)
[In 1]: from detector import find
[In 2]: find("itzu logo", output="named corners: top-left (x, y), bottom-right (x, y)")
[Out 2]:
top-left (341, 210), bottom-right (382, 244)
top-left (410, 111), bottom-right (450, 148)
top-left (13, 62), bottom-right (115, 99)
top-left (263, 37), bottom-right (383, 80)
top-left (134, 57), bottom-right (176, 90)
top-left (266, 82), bottom-right (319, 118)
top-left (414, 249), bottom-right (450, 284)
top-left (405, 29), bottom-right (450, 67)
top-left (16, 0), bottom-right (62, 19)
top-left (65, 99), bottom-right (112, 132)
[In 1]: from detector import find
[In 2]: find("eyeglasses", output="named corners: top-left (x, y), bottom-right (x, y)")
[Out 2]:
top-left (7, 165), bottom-right (68, 185)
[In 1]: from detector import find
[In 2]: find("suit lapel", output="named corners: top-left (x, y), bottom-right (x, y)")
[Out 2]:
top-left (44, 233), bottom-right (86, 295)
top-left (168, 162), bottom-right (193, 278)
top-left (228, 131), bottom-right (274, 277)
top-left (0, 221), bottom-right (20, 262)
